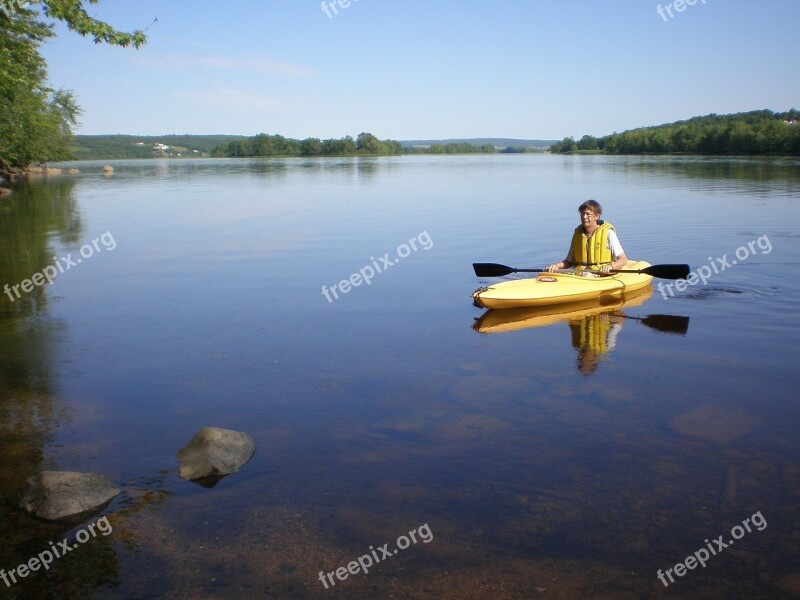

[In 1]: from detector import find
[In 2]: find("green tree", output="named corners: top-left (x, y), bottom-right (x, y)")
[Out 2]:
top-left (576, 135), bottom-right (599, 151)
top-left (385, 139), bottom-right (403, 155)
top-left (341, 135), bottom-right (356, 154)
top-left (299, 137), bottom-right (322, 156)
top-left (355, 132), bottom-right (382, 154)
top-left (550, 137), bottom-right (577, 153)
top-left (1, 2), bottom-right (146, 168)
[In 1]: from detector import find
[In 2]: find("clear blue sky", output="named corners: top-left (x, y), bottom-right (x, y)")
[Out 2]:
top-left (38, 0), bottom-right (800, 140)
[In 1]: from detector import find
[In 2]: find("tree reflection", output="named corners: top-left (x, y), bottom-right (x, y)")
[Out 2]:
top-left (1, 178), bottom-right (81, 486)
top-left (0, 177), bottom-right (125, 599)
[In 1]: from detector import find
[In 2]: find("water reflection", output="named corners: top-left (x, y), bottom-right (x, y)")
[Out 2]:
top-left (0, 178), bottom-right (128, 598)
top-left (610, 156), bottom-right (800, 195)
top-left (473, 287), bottom-right (690, 374)
top-left (0, 178), bottom-right (81, 486)
top-left (570, 311), bottom-right (624, 375)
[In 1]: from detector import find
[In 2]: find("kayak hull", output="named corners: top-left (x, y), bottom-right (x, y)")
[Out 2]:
top-left (472, 261), bottom-right (653, 310)
top-left (473, 286), bottom-right (653, 334)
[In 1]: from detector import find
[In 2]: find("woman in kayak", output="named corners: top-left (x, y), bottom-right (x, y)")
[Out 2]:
top-left (546, 199), bottom-right (628, 276)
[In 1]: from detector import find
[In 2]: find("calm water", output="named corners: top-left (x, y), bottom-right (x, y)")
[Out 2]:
top-left (1, 155), bottom-right (799, 599)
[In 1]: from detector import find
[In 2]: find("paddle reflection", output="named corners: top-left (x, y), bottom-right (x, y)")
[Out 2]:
top-left (472, 288), bottom-right (689, 375)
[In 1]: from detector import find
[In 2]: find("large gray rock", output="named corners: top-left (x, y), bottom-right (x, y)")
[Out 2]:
top-left (20, 471), bottom-right (120, 521)
top-left (176, 427), bottom-right (255, 481)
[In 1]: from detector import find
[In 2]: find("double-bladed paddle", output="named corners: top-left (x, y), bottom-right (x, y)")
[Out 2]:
top-left (472, 262), bottom-right (690, 280)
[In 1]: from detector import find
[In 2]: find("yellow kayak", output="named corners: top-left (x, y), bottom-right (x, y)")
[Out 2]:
top-left (473, 287), bottom-right (653, 334)
top-left (472, 260), bottom-right (653, 310)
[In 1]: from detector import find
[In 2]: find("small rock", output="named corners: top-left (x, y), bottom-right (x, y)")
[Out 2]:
top-left (0, 187), bottom-right (11, 197)
top-left (176, 427), bottom-right (255, 481)
top-left (20, 471), bottom-right (120, 521)
top-left (671, 404), bottom-right (761, 444)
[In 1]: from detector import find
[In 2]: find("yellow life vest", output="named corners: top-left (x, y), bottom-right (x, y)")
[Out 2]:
top-left (571, 221), bottom-right (614, 267)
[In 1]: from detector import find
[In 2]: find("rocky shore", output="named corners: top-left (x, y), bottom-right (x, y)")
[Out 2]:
top-left (0, 164), bottom-right (111, 195)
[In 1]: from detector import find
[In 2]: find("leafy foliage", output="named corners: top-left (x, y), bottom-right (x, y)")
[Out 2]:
top-left (550, 110), bottom-right (800, 155)
top-left (0, 2), bottom-right (146, 168)
top-left (39, 0), bottom-right (146, 47)
top-left (550, 137), bottom-right (577, 153)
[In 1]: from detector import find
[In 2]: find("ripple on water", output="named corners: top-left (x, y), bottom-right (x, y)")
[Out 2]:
top-left (665, 284), bottom-right (774, 301)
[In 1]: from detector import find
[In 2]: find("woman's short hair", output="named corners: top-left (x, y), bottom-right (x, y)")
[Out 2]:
top-left (578, 199), bottom-right (602, 215)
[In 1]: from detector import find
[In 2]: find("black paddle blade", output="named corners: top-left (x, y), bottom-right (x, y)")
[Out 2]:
top-left (638, 314), bottom-right (690, 335)
top-left (640, 264), bottom-right (691, 280)
top-left (473, 262), bottom-right (517, 277)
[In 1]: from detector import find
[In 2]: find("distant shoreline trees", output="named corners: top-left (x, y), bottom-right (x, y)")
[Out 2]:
top-left (211, 132), bottom-right (497, 158)
top-left (550, 110), bottom-right (800, 156)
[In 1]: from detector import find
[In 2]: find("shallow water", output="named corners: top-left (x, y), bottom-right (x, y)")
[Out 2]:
top-left (1, 155), bottom-right (799, 598)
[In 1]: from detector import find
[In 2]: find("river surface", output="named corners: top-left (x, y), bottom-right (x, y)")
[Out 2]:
top-left (1, 155), bottom-right (799, 599)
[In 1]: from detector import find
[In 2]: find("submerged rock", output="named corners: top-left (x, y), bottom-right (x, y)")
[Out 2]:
top-left (670, 404), bottom-right (761, 444)
top-left (176, 427), bottom-right (255, 481)
top-left (19, 471), bottom-right (121, 521)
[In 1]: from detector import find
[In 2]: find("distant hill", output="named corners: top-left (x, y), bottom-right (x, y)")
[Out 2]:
top-left (550, 109), bottom-right (800, 155)
top-left (70, 135), bottom-right (249, 160)
top-left (400, 138), bottom-right (556, 149)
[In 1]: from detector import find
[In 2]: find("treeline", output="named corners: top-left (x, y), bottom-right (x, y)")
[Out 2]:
top-left (211, 132), bottom-right (496, 157)
top-left (71, 135), bottom-right (247, 160)
top-left (412, 142), bottom-right (496, 154)
top-left (551, 110), bottom-right (800, 155)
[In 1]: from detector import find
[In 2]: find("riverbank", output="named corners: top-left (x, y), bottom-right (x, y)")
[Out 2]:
top-left (0, 164), bottom-right (114, 191)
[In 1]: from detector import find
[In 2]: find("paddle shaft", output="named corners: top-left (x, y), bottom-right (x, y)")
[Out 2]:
top-left (513, 268), bottom-right (647, 274)
top-left (519, 261), bottom-right (658, 274)
top-left (473, 262), bottom-right (690, 280)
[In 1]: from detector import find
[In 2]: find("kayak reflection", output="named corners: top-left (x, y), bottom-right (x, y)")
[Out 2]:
top-left (472, 288), bottom-right (690, 375)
